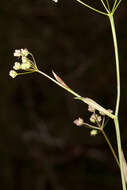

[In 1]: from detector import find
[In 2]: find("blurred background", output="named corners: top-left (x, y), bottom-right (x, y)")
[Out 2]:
top-left (1, 0), bottom-right (127, 189)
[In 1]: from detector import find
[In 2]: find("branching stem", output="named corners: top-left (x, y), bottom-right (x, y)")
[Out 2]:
top-left (112, 0), bottom-right (122, 14)
top-left (100, 0), bottom-right (109, 13)
top-left (75, 0), bottom-right (108, 16)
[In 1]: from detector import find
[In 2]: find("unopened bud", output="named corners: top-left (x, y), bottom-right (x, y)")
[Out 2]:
top-left (90, 114), bottom-right (96, 123)
top-left (88, 105), bottom-right (95, 113)
top-left (73, 117), bottom-right (84, 126)
top-left (90, 129), bottom-right (98, 136)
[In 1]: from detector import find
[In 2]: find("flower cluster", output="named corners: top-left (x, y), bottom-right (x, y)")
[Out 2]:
top-left (9, 49), bottom-right (38, 78)
top-left (73, 104), bottom-right (113, 136)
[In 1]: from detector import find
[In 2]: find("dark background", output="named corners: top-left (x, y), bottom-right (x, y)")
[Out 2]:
top-left (1, 0), bottom-right (127, 189)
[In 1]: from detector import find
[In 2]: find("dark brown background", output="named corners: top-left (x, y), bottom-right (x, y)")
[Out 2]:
top-left (1, 0), bottom-right (127, 189)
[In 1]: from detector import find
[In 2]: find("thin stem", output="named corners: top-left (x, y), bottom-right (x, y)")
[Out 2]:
top-left (83, 123), bottom-right (100, 130)
top-left (109, 15), bottom-right (120, 116)
top-left (109, 13), bottom-right (126, 190)
top-left (112, 0), bottom-right (122, 15)
top-left (37, 70), bottom-right (115, 119)
top-left (114, 117), bottom-right (126, 190)
top-left (101, 129), bottom-right (120, 168)
top-left (37, 70), bottom-right (81, 98)
top-left (75, 0), bottom-right (108, 16)
top-left (100, 0), bottom-right (110, 13)
top-left (106, 0), bottom-right (111, 11)
top-left (112, 0), bottom-right (118, 12)
top-left (18, 71), bottom-right (35, 75)
top-left (30, 53), bottom-right (38, 68)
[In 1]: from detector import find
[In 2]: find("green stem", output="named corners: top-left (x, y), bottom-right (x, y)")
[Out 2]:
top-left (109, 13), bottom-right (126, 190)
top-left (101, 129), bottom-right (120, 168)
top-left (75, 0), bottom-right (108, 16)
top-left (112, 0), bottom-right (118, 12)
top-left (100, 0), bottom-right (109, 13)
top-left (109, 14), bottom-right (120, 116)
top-left (114, 117), bottom-right (126, 190)
top-left (112, 0), bottom-right (122, 15)
top-left (37, 70), bottom-right (81, 98)
top-left (37, 70), bottom-right (115, 119)
top-left (105, 0), bottom-right (110, 11)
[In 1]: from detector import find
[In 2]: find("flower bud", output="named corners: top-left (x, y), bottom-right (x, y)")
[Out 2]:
top-left (73, 117), bottom-right (84, 126)
top-left (90, 114), bottom-right (96, 123)
top-left (90, 130), bottom-right (98, 136)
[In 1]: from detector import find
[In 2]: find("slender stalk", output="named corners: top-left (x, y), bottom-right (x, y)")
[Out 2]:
top-left (101, 129), bottom-right (120, 168)
top-left (109, 14), bottom-right (120, 116)
top-left (37, 70), bottom-right (115, 119)
top-left (37, 70), bottom-right (81, 98)
top-left (112, 0), bottom-right (118, 12)
top-left (114, 117), bottom-right (126, 190)
top-left (112, 0), bottom-right (122, 15)
top-left (109, 14), bottom-right (126, 190)
top-left (84, 123), bottom-right (100, 130)
top-left (105, 0), bottom-right (110, 11)
top-left (100, 0), bottom-right (109, 13)
top-left (75, 0), bottom-right (108, 16)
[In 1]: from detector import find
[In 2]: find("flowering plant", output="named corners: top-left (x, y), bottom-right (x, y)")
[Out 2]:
top-left (9, 0), bottom-right (126, 189)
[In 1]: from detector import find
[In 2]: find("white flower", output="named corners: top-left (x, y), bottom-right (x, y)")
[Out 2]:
top-left (21, 48), bottom-right (29, 56)
top-left (52, 0), bottom-right (58, 2)
top-left (14, 49), bottom-right (21, 57)
top-left (22, 56), bottom-right (29, 64)
top-left (21, 62), bottom-right (31, 70)
top-left (13, 62), bottom-right (21, 70)
top-left (9, 70), bottom-right (18, 78)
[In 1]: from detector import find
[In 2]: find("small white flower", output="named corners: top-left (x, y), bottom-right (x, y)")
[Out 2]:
top-left (9, 70), bottom-right (18, 78)
top-left (22, 56), bottom-right (28, 64)
top-left (21, 48), bottom-right (29, 56)
top-left (14, 49), bottom-right (21, 57)
top-left (52, 0), bottom-right (58, 2)
top-left (21, 62), bottom-right (31, 70)
top-left (13, 62), bottom-right (21, 70)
